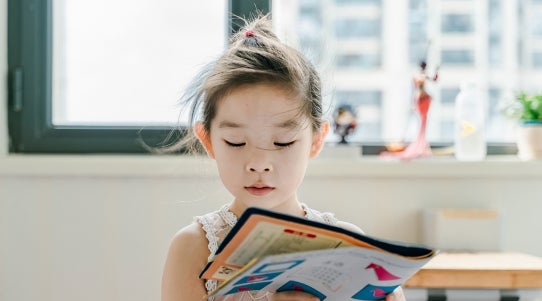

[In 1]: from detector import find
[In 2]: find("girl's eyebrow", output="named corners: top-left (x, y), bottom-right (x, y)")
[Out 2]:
top-left (218, 120), bottom-right (243, 128)
top-left (275, 119), bottom-right (300, 129)
top-left (217, 119), bottom-right (300, 129)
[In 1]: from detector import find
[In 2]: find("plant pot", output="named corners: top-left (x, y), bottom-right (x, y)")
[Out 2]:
top-left (516, 121), bottom-right (542, 160)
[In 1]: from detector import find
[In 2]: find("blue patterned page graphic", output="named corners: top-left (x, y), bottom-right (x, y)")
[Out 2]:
top-left (277, 280), bottom-right (327, 301)
top-left (352, 284), bottom-right (399, 300)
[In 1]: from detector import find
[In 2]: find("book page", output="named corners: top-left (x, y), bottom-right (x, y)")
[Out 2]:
top-left (200, 208), bottom-right (435, 282)
top-left (210, 247), bottom-right (435, 300)
top-left (227, 221), bottom-right (350, 266)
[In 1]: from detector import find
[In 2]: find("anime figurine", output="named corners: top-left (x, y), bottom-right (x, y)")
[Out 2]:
top-left (333, 104), bottom-right (358, 144)
top-left (381, 61), bottom-right (438, 159)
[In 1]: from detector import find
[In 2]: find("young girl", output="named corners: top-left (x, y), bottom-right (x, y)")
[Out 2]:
top-left (161, 15), bottom-right (405, 301)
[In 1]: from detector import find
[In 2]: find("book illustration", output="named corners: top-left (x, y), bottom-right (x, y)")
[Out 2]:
top-left (253, 260), bottom-right (305, 274)
top-left (225, 281), bottom-right (272, 295)
top-left (277, 281), bottom-right (327, 301)
top-left (208, 244), bottom-right (433, 300)
top-left (223, 222), bottom-right (344, 269)
top-left (214, 265), bottom-right (239, 279)
top-left (233, 272), bottom-right (283, 285)
top-left (200, 207), bottom-right (437, 300)
top-left (295, 264), bottom-right (351, 292)
top-left (351, 284), bottom-right (399, 300)
top-left (366, 263), bottom-right (401, 281)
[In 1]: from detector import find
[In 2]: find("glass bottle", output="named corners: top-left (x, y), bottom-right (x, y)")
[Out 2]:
top-left (454, 81), bottom-right (487, 161)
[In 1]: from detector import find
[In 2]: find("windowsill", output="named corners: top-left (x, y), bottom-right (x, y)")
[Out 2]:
top-left (1, 153), bottom-right (541, 178)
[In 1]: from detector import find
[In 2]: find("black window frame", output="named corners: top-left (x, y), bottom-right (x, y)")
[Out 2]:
top-left (7, 0), bottom-right (271, 153)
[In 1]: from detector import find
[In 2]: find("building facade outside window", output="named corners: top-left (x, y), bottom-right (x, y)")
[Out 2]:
top-left (273, 0), bottom-right (542, 146)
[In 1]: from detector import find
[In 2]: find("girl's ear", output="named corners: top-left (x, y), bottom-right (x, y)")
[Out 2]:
top-left (194, 122), bottom-right (215, 158)
top-left (310, 121), bottom-right (329, 158)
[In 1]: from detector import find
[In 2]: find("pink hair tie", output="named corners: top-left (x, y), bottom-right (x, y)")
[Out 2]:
top-left (245, 30), bottom-right (255, 37)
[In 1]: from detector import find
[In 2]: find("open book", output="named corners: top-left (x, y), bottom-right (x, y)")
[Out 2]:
top-left (199, 207), bottom-right (437, 300)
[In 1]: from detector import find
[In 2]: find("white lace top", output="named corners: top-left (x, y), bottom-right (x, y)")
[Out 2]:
top-left (195, 204), bottom-right (338, 301)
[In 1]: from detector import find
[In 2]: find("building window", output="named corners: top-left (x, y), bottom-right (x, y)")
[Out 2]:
top-left (441, 14), bottom-right (474, 33)
top-left (334, 19), bottom-right (381, 39)
top-left (441, 50), bottom-right (474, 65)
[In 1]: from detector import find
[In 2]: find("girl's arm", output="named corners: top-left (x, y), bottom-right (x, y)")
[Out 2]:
top-left (161, 223), bottom-right (209, 301)
top-left (430, 66), bottom-right (439, 82)
top-left (162, 223), bottom-right (322, 301)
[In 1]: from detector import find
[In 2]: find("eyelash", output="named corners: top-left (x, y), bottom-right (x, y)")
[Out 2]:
top-left (224, 141), bottom-right (245, 148)
top-left (223, 140), bottom-right (296, 148)
top-left (274, 141), bottom-right (296, 148)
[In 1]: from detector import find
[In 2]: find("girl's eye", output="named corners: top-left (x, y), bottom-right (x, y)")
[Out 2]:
top-left (274, 141), bottom-right (296, 148)
top-left (224, 140), bottom-right (245, 148)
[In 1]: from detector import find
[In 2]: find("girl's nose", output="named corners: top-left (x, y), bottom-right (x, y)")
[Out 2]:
top-left (248, 166), bottom-right (271, 173)
top-left (246, 150), bottom-right (273, 173)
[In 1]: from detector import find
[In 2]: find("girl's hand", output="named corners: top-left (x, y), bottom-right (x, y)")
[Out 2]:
top-left (269, 291), bottom-right (319, 301)
top-left (386, 286), bottom-right (406, 301)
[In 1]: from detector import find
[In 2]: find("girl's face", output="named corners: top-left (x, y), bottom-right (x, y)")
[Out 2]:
top-left (198, 83), bottom-right (328, 216)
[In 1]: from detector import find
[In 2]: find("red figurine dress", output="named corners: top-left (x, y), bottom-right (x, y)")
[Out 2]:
top-left (381, 62), bottom-right (437, 160)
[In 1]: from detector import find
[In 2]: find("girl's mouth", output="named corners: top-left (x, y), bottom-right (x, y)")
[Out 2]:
top-left (245, 185), bottom-right (275, 196)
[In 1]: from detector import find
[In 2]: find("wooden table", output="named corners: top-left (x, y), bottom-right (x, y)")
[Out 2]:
top-left (404, 252), bottom-right (542, 301)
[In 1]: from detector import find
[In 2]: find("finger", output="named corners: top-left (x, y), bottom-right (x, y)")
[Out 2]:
top-left (385, 286), bottom-right (406, 301)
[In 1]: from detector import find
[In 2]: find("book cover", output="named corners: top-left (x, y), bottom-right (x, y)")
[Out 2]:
top-left (199, 207), bottom-right (437, 300)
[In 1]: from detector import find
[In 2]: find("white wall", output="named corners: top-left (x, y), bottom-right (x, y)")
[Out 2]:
top-left (0, 164), bottom-right (226, 301)
top-left (1, 156), bottom-right (542, 301)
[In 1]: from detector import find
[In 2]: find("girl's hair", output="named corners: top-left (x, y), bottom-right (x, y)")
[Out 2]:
top-left (166, 14), bottom-right (323, 154)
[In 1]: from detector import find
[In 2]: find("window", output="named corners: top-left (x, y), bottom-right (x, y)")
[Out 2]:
top-left (441, 50), bottom-right (474, 64)
top-left (334, 19), bottom-right (381, 39)
top-left (7, 0), bottom-right (270, 153)
top-left (52, 1), bottom-right (226, 127)
top-left (441, 14), bottom-right (474, 33)
top-left (8, 0), bottom-right (542, 154)
top-left (273, 0), bottom-right (542, 154)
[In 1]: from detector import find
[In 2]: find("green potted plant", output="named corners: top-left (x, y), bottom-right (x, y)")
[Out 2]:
top-left (501, 92), bottom-right (542, 160)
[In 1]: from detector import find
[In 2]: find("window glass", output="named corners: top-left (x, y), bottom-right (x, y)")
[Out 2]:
top-left (441, 14), bottom-right (474, 33)
top-left (441, 50), bottom-right (474, 64)
top-left (441, 88), bottom-right (460, 105)
top-left (532, 52), bottom-right (542, 67)
top-left (408, 0), bottom-right (428, 65)
top-left (488, 0), bottom-right (502, 66)
top-left (336, 54), bottom-right (381, 69)
top-left (531, 15), bottom-right (542, 37)
top-left (334, 19), bottom-right (381, 39)
top-left (273, 0), bottom-right (542, 145)
top-left (52, 0), bottom-right (226, 126)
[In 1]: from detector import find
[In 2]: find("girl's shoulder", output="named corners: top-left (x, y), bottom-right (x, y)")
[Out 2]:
top-left (303, 204), bottom-right (364, 234)
top-left (169, 222), bottom-right (209, 255)
top-left (194, 205), bottom-right (237, 232)
top-left (162, 223), bottom-right (210, 300)
top-left (303, 204), bottom-right (338, 225)
top-left (194, 205), bottom-right (238, 262)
